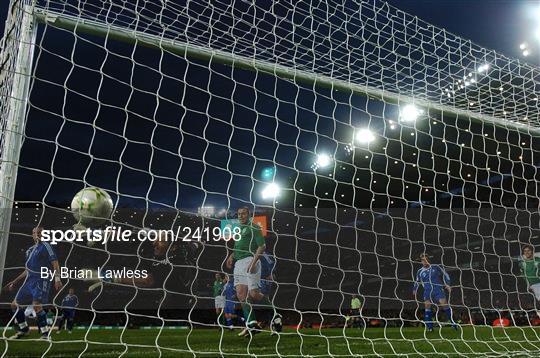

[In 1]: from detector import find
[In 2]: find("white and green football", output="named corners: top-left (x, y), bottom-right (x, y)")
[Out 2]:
top-left (71, 187), bottom-right (113, 227)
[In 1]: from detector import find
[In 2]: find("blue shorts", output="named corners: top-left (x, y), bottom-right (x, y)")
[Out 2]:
top-left (224, 299), bottom-right (236, 315)
top-left (423, 287), bottom-right (446, 303)
top-left (15, 278), bottom-right (51, 305)
top-left (260, 279), bottom-right (272, 295)
top-left (62, 309), bottom-right (75, 319)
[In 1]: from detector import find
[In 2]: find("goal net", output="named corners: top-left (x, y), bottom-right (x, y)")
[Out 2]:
top-left (1, 0), bottom-right (540, 356)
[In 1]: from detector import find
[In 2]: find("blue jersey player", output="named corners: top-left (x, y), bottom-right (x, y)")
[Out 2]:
top-left (5, 227), bottom-right (62, 339)
top-left (260, 252), bottom-right (282, 334)
top-left (223, 274), bottom-right (242, 330)
top-left (412, 254), bottom-right (456, 331)
top-left (56, 288), bottom-right (78, 334)
top-left (259, 253), bottom-right (275, 296)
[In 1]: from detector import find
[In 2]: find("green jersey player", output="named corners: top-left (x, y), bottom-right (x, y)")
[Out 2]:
top-left (226, 207), bottom-right (274, 336)
top-left (518, 245), bottom-right (540, 315)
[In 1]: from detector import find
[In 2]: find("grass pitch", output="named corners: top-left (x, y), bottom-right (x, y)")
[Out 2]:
top-left (1, 326), bottom-right (540, 357)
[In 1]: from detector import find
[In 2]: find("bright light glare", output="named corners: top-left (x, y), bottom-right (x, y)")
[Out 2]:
top-left (477, 64), bottom-right (489, 73)
top-left (355, 128), bottom-right (375, 144)
top-left (520, 43), bottom-right (527, 50)
top-left (261, 183), bottom-right (281, 200)
top-left (316, 154), bottom-right (332, 168)
top-left (523, 50), bottom-right (530, 57)
top-left (400, 104), bottom-right (422, 122)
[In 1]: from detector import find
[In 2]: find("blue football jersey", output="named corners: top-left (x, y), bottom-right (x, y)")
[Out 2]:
top-left (25, 242), bottom-right (57, 279)
top-left (223, 280), bottom-right (236, 300)
top-left (260, 253), bottom-right (275, 278)
top-left (62, 294), bottom-right (79, 309)
top-left (413, 264), bottom-right (450, 293)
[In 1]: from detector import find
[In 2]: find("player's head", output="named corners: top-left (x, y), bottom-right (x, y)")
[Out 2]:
top-left (237, 207), bottom-right (250, 225)
top-left (419, 253), bottom-right (430, 266)
top-left (223, 273), bottom-right (229, 282)
top-left (215, 273), bottom-right (222, 281)
top-left (32, 226), bottom-right (44, 242)
top-left (68, 288), bottom-right (75, 295)
top-left (153, 230), bottom-right (172, 257)
top-left (522, 244), bottom-right (534, 259)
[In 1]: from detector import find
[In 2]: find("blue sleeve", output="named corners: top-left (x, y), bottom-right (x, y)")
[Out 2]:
top-left (413, 269), bottom-right (420, 292)
top-left (62, 297), bottom-right (68, 305)
top-left (42, 242), bottom-right (58, 262)
top-left (437, 265), bottom-right (451, 285)
top-left (75, 296), bottom-right (79, 307)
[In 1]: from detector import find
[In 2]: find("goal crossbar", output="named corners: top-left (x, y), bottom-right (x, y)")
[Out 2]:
top-left (32, 7), bottom-right (540, 137)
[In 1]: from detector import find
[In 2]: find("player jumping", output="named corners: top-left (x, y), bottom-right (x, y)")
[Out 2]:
top-left (4, 227), bottom-right (63, 339)
top-left (412, 253), bottom-right (457, 332)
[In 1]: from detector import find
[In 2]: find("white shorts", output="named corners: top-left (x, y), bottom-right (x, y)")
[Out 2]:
top-left (234, 256), bottom-right (261, 291)
top-left (214, 295), bottom-right (225, 309)
top-left (530, 283), bottom-right (540, 301)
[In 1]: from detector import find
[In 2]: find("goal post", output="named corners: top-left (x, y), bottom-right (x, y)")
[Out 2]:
top-left (0, 3), bottom-right (37, 290)
top-left (31, 7), bottom-right (540, 137)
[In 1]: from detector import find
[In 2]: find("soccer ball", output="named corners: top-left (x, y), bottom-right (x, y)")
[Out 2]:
top-left (71, 187), bottom-right (113, 227)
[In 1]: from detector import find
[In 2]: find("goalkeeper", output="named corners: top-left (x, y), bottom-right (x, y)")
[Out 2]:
top-left (412, 253), bottom-right (457, 331)
top-left (226, 207), bottom-right (275, 336)
top-left (518, 245), bottom-right (540, 316)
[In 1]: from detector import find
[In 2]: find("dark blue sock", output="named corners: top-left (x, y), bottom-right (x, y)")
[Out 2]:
top-left (424, 309), bottom-right (433, 330)
top-left (444, 307), bottom-right (455, 325)
top-left (37, 310), bottom-right (49, 335)
top-left (12, 308), bottom-right (28, 332)
top-left (225, 318), bottom-right (233, 327)
top-left (67, 319), bottom-right (74, 331)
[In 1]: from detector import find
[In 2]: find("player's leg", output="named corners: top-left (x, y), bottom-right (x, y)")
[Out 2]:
top-left (9, 282), bottom-right (33, 339)
top-left (9, 299), bottom-right (29, 338)
top-left (32, 280), bottom-right (52, 339)
top-left (224, 298), bottom-right (239, 330)
top-left (529, 283), bottom-right (540, 317)
top-left (423, 300), bottom-right (434, 331)
top-left (438, 295), bottom-right (457, 329)
top-left (33, 303), bottom-right (50, 338)
top-left (217, 296), bottom-right (226, 325)
top-left (56, 310), bottom-right (65, 333)
top-left (258, 278), bottom-right (282, 334)
top-left (66, 311), bottom-right (75, 333)
top-left (234, 258), bottom-right (258, 336)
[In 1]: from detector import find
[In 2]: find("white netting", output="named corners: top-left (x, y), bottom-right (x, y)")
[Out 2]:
top-left (0, 0), bottom-right (540, 356)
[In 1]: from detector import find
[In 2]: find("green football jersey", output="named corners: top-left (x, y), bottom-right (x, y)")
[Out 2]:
top-left (212, 280), bottom-right (224, 297)
top-left (233, 221), bottom-right (265, 260)
top-left (519, 256), bottom-right (540, 286)
top-left (351, 298), bottom-right (362, 310)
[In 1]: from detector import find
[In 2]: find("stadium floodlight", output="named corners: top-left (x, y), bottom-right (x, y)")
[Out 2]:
top-left (261, 183), bottom-right (281, 200)
top-left (315, 153), bottom-right (332, 168)
top-left (399, 104), bottom-right (422, 122)
top-left (355, 128), bottom-right (375, 144)
top-left (477, 64), bottom-right (489, 73)
top-left (523, 49), bottom-right (530, 57)
top-left (520, 43), bottom-right (527, 50)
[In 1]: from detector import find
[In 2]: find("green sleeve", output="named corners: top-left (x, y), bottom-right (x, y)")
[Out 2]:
top-left (253, 225), bottom-right (265, 247)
